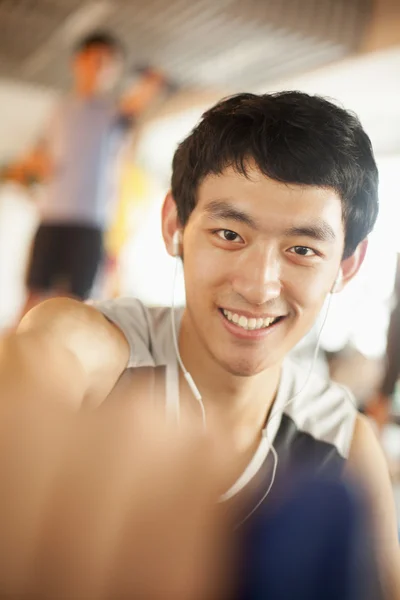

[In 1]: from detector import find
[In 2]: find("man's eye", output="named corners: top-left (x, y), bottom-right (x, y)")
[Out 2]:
top-left (289, 246), bottom-right (316, 257)
top-left (216, 230), bottom-right (243, 243)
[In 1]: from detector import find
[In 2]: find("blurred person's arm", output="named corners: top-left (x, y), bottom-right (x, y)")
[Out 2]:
top-left (0, 298), bottom-right (129, 409)
top-left (119, 68), bottom-right (167, 119)
top-left (346, 414), bottom-right (400, 599)
top-left (12, 102), bottom-right (66, 186)
top-left (22, 141), bottom-right (52, 182)
top-left (1, 142), bottom-right (52, 188)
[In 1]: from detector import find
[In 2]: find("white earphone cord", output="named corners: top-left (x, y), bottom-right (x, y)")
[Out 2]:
top-left (171, 256), bottom-right (207, 429)
top-left (171, 258), bottom-right (346, 526)
top-left (234, 291), bottom-right (334, 529)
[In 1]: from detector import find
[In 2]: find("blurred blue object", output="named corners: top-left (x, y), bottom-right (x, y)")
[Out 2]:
top-left (238, 476), bottom-right (382, 600)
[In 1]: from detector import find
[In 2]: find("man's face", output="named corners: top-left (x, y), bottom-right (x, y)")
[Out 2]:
top-left (73, 44), bottom-right (122, 95)
top-left (180, 165), bottom-right (346, 377)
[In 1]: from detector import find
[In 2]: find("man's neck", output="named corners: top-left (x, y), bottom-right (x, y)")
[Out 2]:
top-left (177, 311), bottom-right (282, 441)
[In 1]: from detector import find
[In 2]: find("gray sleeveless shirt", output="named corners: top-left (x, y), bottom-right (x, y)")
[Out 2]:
top-left (96, 297), bottom-right (357, 492)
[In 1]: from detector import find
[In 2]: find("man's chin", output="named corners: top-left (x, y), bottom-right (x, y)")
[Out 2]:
top-left (216, 355), bottom-right (277, 378)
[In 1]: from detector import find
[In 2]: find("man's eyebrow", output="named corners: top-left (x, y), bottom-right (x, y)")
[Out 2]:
top-left (204, 200), bottom-right (259, 229)
top-left (204, 200), bottom-right (336, 242)
top-left (284, 222), bottom-right (336, 243)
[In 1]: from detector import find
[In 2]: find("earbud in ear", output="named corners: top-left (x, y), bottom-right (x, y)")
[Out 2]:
top-left (172, 230), bottom-right (182, 257)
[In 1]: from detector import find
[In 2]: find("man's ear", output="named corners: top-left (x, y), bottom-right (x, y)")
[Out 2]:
top-left (332, 239), bottom-right (368, 293)
top-left (162, 191), bottom-right (181, 257)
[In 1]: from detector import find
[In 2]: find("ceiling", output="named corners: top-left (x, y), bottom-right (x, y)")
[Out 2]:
top-left (0, 0), bottom-right (372, 91)
top-left (261, 43), bottom-right (400, 157)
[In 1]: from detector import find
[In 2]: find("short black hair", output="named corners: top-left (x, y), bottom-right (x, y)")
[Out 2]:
top-left (74, 31), bottom-right (124, 58)
top-left (171, 92), bottom-right (379, 258)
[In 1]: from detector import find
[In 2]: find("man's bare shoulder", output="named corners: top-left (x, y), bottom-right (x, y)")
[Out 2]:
top-left (347, 413), bottom-right (391, 478)
top-left (346, 414), bottom-right (400, 598)
top-left (19, 297), bottom-right (121, 341)
top-left (17, 298), bottom-right (130, 404)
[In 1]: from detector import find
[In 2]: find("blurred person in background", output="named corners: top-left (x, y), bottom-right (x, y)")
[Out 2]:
top-left (0, 91), bottom-right (399, 597)
top-left (17, 31), bottom-right (167, 318)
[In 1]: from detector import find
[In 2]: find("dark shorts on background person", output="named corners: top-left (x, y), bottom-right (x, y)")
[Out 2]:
top-left (26, 224), bottom-right (104, 300)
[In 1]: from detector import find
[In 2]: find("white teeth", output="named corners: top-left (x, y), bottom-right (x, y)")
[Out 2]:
top-left (248, 318), bottom-right (257, 330)
top-left (222, 310), bottom-right (279, 331)
top-left (238, 315), bottom-right (248, 328)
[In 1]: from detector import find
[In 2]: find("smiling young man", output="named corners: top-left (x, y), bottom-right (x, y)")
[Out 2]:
top-left (1, 92), bottom-right (399, 596)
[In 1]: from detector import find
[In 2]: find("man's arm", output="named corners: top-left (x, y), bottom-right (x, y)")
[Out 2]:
top-left (0, 391), bottom-right (227, 599)
top-left (346, 414), bottom-right (400, 599)
top-left (367, 254), bottom-right (400, 429)
top-left (0, 298), bottom-right (129, 409)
